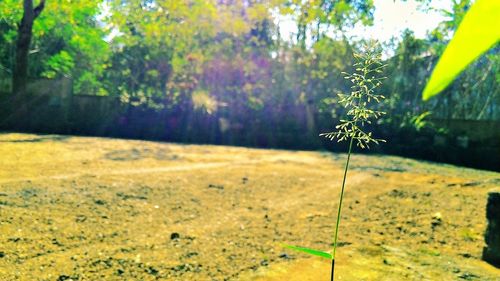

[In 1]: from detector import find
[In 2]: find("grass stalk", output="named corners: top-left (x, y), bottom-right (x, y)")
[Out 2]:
top-left (283, 44), bottom-right (386, 280)
top-left (330, 136), bottom-right (354, 281)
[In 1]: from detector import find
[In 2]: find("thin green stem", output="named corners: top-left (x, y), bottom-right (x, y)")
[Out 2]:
top-left (330, 136), bottom-right (354, 281)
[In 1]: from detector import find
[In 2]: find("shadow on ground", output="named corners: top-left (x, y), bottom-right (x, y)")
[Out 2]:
top-left (0, 133), bottom-right (70, 143)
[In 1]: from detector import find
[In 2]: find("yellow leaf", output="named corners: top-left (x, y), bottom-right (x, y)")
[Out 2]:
top-left (422, 0), bottom-right (500, 100)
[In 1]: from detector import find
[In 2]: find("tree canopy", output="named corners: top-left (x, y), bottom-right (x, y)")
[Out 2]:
top-left (0, 0), bottom-right (498, 133)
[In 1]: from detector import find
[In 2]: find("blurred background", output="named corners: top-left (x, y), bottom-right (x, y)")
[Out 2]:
top-left (1, 0), bottom-right (499, 171)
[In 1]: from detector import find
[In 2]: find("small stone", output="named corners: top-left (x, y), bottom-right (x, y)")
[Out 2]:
top-left (147, 266), bottom-right (159, 275)
top-left (460, 253), bottom-right (472, 258)
top-left (278, 253), bottom-right (291, 259)
top-left (383, 259), bottom-right (393, 265)
top-left (264, 214), bottom-right (270, 222)
top-left (170, 232), bottom-right (180, 240)
top-left (8, 237), bottom-right (20, 243)
top-left (57, 275), bottom-right (72, 281)
top-left (432, 212), bottom-right (442, 221)
top-left (94, 199), bottom-right (106, 205)
top-left (431, 212), bottom-right (442, 229)
top-left (208, 184), bottom-right (224, 190)
top-left (458, 272), bottom-right (479, 280)
top-left (185, 252), bottom-right (198, 258)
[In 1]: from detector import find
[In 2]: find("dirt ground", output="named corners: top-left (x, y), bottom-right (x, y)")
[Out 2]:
top-left (0, 133), bottom-right (499, 281)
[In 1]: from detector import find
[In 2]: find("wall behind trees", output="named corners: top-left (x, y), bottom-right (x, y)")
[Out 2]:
top-left (1, 76), bottom-right (499, 172)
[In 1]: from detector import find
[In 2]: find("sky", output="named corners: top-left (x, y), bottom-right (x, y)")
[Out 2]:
top-left (350, 0), bottom-right (452, 41)
top-left (278, 0), bottom-right (454, 43)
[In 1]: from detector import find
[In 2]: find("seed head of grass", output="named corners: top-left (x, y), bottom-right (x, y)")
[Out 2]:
top-left (320, 46), bottom-right (387, 149)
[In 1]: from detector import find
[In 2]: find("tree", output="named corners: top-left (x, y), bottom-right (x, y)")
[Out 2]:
top-left (13, 0), bottom-right (46, 100)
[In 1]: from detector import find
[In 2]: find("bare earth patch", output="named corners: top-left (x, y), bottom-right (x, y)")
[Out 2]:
top-left (0, 133), bottom-right (499, 280)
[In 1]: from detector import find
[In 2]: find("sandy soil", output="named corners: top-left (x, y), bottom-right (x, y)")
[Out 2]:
top-left (0, 133), bottom-right (499, 281)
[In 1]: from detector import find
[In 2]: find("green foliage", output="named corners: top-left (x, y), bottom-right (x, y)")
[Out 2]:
top-left (283, 244), bottom-right (332, 259)
top-left (409, 111), bottom-right (432, 132)
top-left (278, 0), bottom-right (374, 30)
top-left (0, 0), bottom-right (110, 94)
top-left (0, 0), bottom-right (23, 26)
top-left (41, 51), bottom-right (74, 79)
top-left (422, 0), bottom-right (500, 100)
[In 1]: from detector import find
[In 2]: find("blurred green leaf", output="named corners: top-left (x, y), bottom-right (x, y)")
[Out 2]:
top-left (283, 244), bottom-right (332, 259)
top-left (422, 0), bottom-right (500, 100)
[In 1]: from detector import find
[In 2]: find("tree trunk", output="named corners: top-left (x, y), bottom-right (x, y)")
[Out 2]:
top-left (12, 0), bottom-right (45, 100)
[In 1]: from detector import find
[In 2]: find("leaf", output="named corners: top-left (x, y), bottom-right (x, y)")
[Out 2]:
top-left (422, 0), bottom-right (500, 101)
top-left (283, 244), bottom-right (332, 259)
